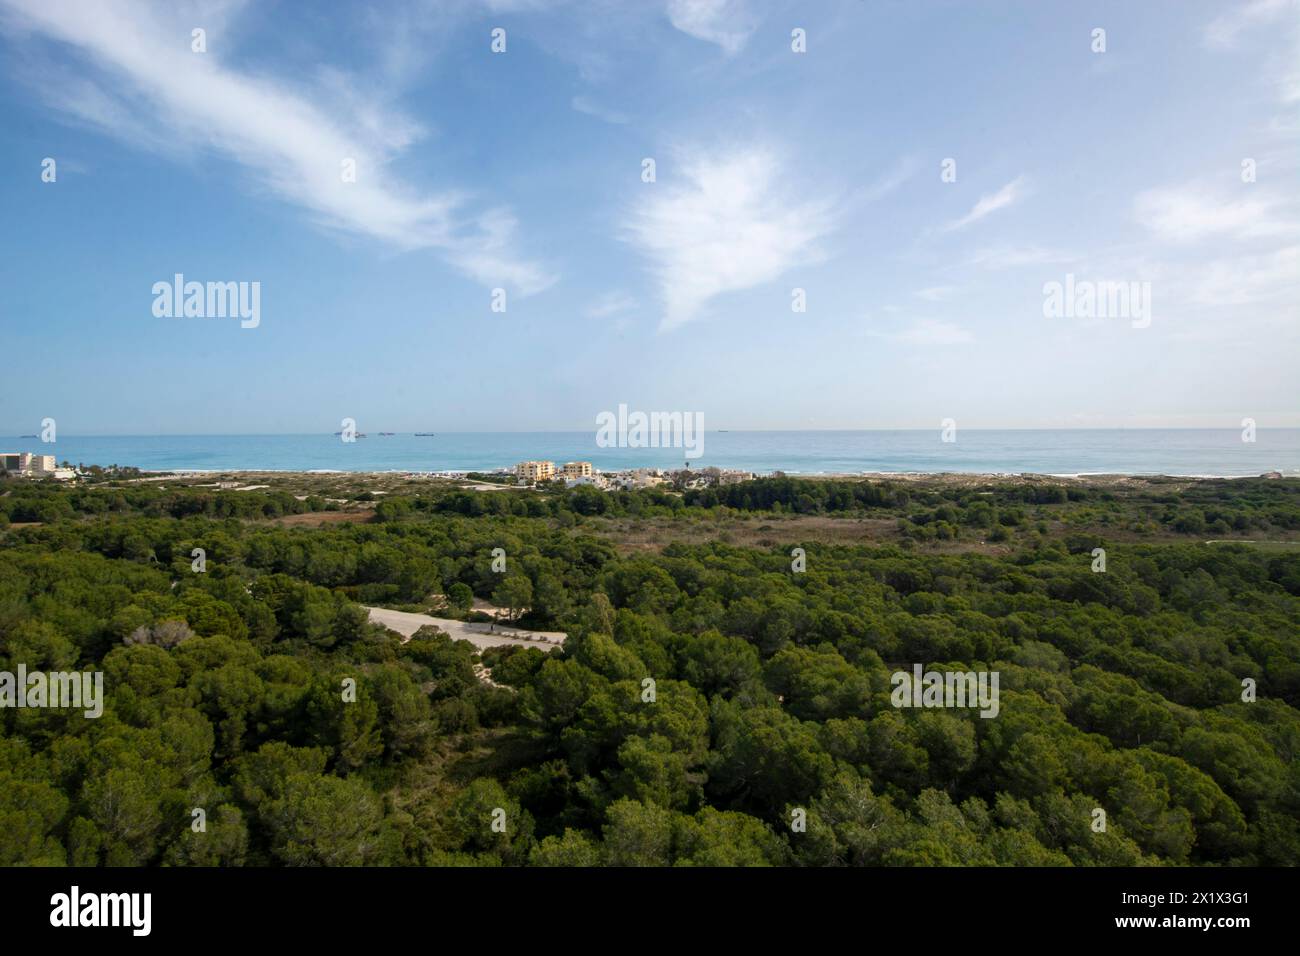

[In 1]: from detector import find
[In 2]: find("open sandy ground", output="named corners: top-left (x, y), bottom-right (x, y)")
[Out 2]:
top-left (365, 605), bottom-right (565, 651)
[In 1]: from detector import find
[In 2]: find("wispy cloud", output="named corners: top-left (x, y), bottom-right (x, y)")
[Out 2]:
top-left (571, 95), bottom-right (628, 125)
top-left (1133, 184), bottom-right (1298, 243)
top-left (585, 290), bottom-right (637, 319)
top-left (869, 318), bottom-right (973, 346)
top-left (624, 145), bottom-right (834, 330)
top-left (0, 0), bottom-right (554, 293)
top-left (853, 155), bottom-right (919, 204)
top-left (915, 286), bottom-right (955, 302)
top-left (940, 175), bottom-right (1027, 233)
top-left (1116, 244), bottom-right (1300, 317)
top-left (1186, 245), bottom-right (1300, 307)
top-left (1203, 0), bottom-right (1300, 106)
top-left (1203, 0), bottom-right (1296, 48)
top-left (665, 0), bottom-right (757, 55)
top-left (967, 244), bottom-right (1073, 270)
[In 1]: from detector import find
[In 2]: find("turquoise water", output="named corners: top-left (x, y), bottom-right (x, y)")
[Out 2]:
top-left (9, 430), bottom-right (1300, 477)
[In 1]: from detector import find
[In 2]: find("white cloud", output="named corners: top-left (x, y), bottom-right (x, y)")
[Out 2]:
top-left (940, 175), bottom-right (1027, 232)
top-left (1204, 0), bottom-right (1296, 48)
top-left (1134, 185), bottom-right (1298, 243)
top-left (915, 286), bottom-right (955, 302)
top-left (0, 0), bottom-right (553, 293)
top-left (665, 0), bottom-right (756, 55)
top-left (585, 291), bottom-right (637, 319)
top-left (624, 146), bottom-right (834, 330)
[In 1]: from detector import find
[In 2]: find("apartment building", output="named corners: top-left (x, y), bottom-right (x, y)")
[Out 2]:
top-left (515, 460), bottom-right (556, 482)
top-left (560, 461), bottom-right (593, 478)
top-left (0, 453), bottom-right (64, 478)
top-left (1, 453), bottom-right (55, 473)
top-left (718, 470), bottom-right (755, 485)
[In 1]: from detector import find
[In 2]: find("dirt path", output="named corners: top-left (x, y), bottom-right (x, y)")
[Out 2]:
top-left (365, 606), bottom-right (566, 651)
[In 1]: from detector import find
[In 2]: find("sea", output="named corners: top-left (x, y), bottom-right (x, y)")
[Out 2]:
top-left (9, 430), bottom-right (1300, 478)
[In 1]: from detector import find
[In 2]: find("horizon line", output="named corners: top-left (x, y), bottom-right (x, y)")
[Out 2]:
top-left (6, 426), bottom-right (1300, 440)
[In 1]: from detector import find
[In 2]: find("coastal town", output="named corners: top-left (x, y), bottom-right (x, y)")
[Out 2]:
top-left (509, 460), bottom-right (756, 491)
top-left (0, 446), bottom-right (762, 491)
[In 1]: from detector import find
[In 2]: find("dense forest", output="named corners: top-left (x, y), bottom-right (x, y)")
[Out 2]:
top-left (2, 473), bottom-right (1298, 866)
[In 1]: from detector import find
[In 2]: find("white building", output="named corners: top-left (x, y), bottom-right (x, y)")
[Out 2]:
top-left (611, 468), bottom-right (667, 490)
top-left (1, 452), bottom-right (67, 479)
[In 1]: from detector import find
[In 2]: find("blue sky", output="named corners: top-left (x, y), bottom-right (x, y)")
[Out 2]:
top-left (1, 0), bottom-right (1297, 434)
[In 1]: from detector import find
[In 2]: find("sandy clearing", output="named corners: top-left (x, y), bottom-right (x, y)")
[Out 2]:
top-left (365, 606), bottom-right (566, 651)
top-left (270, 511), bottom-right (374, 527)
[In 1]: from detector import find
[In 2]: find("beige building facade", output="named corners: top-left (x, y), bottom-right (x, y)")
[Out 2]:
top-left (515, 460), bottom-right (556, 481)
top-left (1, 452), bottom-right (61, 477)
